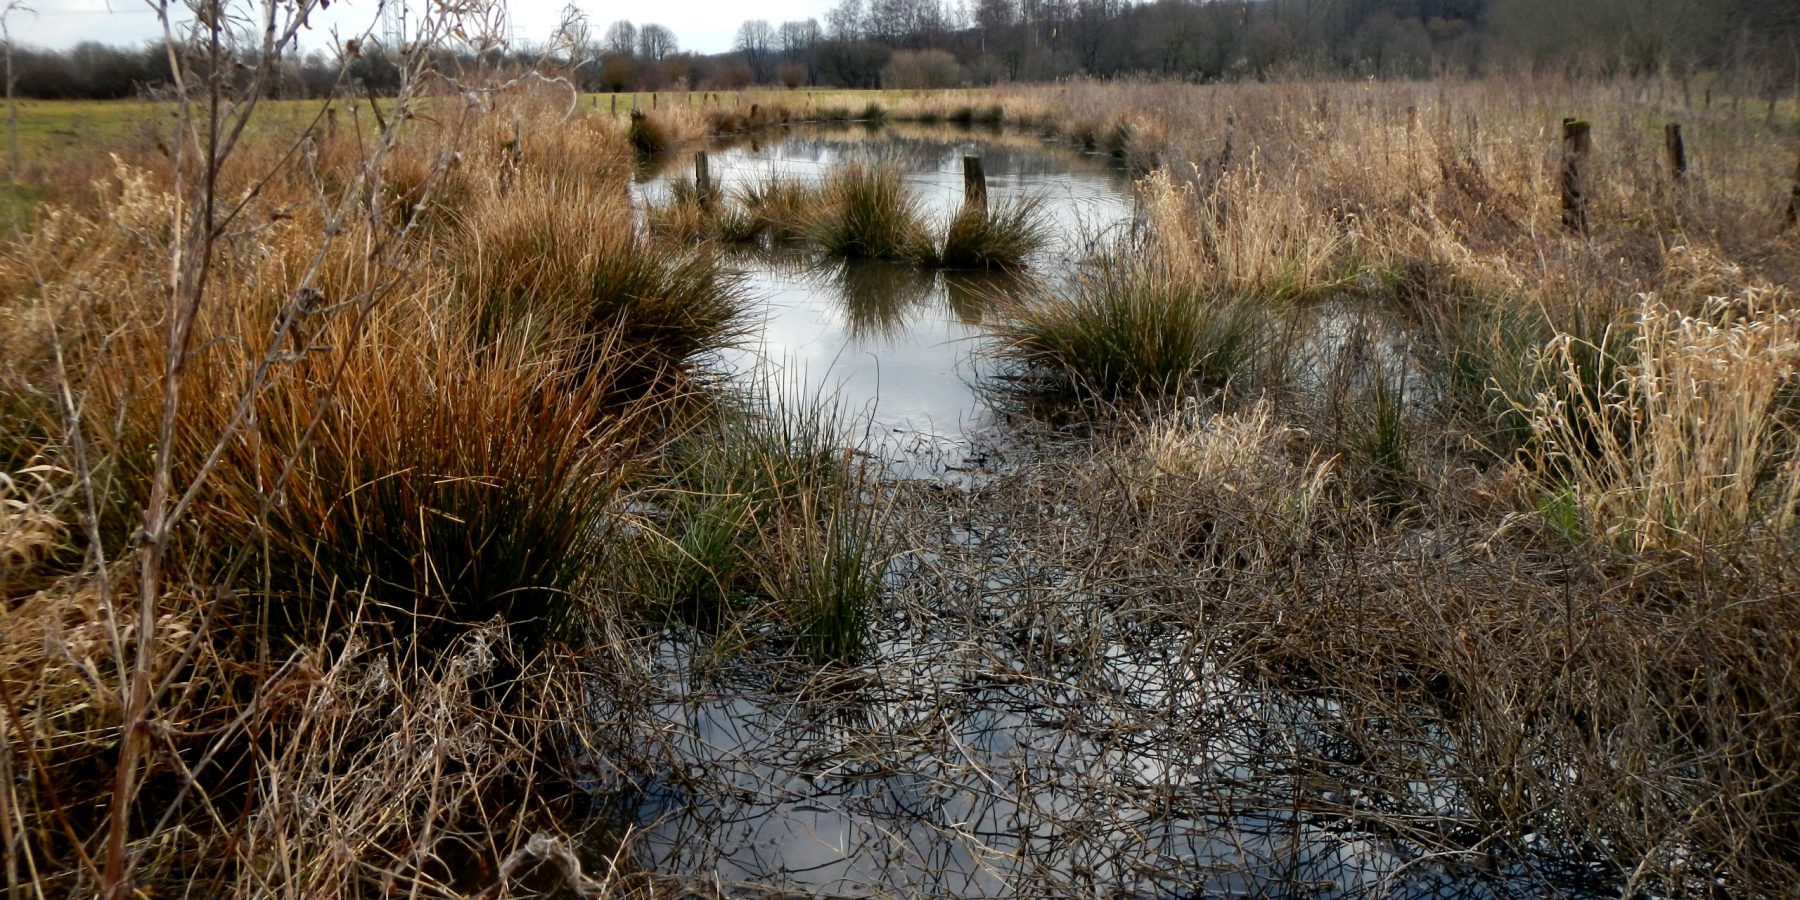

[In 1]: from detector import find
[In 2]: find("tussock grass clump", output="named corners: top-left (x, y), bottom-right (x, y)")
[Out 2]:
top-left (183, 324), bottom-right (643, 644)
top-left (703, 107), bottom-right (749, 134)
top-left (812, 161), bottom-right (931, 261)
top-left (933, 196), bottom-right (1051, 271)
top-left (627, 109), bottom-right (675, 154)
top-left (737, 178), bottom-right (823, 241)
top-left (0, 114), bottom-right (671, 892)
top-left (615, 393), bottom-right (886, 663)
top-left (456, 183), bottom-right (747, 374)
top-left (994, 242), bottom-right (1278, 399)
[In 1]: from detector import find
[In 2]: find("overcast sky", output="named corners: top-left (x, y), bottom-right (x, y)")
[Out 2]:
top-left (7, 0), bottom-right (836, 56)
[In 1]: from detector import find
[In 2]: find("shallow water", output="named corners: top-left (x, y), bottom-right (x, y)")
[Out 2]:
top-left (611, 127), bottom-right (1588, 898)
top-left (634, 124), bottom-right (1137, 466)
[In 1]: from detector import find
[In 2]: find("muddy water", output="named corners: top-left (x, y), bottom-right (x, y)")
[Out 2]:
top-left (635, 124), bottom-right (1137, 468)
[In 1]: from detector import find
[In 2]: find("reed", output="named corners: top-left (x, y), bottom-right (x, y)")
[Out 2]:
top-left (736, 177), bottom-right (823, 241)
top-left (1523, 286), bottom-right (1800, 554)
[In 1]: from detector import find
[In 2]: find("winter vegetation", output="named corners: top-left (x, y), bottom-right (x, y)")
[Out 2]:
top-left (2, 0), bottom-right (1799, 896)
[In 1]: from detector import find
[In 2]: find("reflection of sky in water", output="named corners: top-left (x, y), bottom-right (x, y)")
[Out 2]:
top-left (612, 614), bottom-right (1555, 897)
top-left (638, 126), bottom-right (1138, 465)
top-left (617, 131), bottom-right (1597, 899)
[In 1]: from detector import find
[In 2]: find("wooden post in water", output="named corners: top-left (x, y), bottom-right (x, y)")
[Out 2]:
top-left (695, 151), bottom-right (712, 211)
top-left (962, 155), bottom-right (987, 217)
top-left (1560, 117), bottom-right (1591, 234)
top-left (1663, 123), bottom-right (1686, 181)
top-left (1785, 149), bottom-right (1800, 229)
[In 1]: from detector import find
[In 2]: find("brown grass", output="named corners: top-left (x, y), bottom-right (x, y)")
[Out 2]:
top-left (3, 73), bottom-right (1798, 897)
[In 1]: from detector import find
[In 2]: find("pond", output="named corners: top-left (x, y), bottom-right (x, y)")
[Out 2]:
top-left (604, 123), bottom-right (1590, 899)
top-left (633, 124), bottom-right (1138, 469)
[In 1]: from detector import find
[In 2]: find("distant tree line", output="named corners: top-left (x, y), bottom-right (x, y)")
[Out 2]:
top-left (5, 0), bottom-right (1797, 100)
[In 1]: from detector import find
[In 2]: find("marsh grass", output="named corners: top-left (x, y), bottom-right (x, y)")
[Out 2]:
top-left (1524, 287), bottom-right (1800, 554)
top-left (7, 75), bottom-right (1800, 897)
top-left (456, 181), bottom-right (748, 379)
top-left (737, 177), bottom-right (823, 242)
top-left (994, 241), bottom-right (1278, 400)
top-left (183, 323), bottom-right (643, 646)
top-left (616, 392), bottom-right (886, 664)
top-left (813, 161), bottom-right (931, 261)
top-left (933, 195), bottom-right (1051, 271)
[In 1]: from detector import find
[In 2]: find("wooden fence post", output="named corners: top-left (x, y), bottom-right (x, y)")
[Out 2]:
top-left (1785, 149), bottom-right (1800, 229)
top-left (963, 155), bottom-right (987, 216)
top-left (1663, 123), bottom-right (1686, 181)
top-left (695, 151), bottom-right (712, 211)
top-left (1560, 117), bottom-right (1591, 234)
top-left (610, 94), bottom-right (617, 117)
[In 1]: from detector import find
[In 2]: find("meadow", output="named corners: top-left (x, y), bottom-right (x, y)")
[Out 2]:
top-left (2, 72), bottom-right (1798, 896)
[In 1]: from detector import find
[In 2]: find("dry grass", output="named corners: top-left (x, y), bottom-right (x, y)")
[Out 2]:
top-left (0, 76), bottom-right (700, 895)
top-left (3, 72), bottom-right (1799, 898)
top-left (1525, 282), bottom-right (1800, 553)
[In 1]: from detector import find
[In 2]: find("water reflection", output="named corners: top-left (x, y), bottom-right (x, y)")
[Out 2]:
top-left (821, 260), bottom-right (937, 342)
top-left (640, 123), bottom-right (1136, 466)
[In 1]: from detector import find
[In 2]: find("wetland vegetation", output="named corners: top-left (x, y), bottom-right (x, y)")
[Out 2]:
top-left (3, 4), bottom-right (1800, 897)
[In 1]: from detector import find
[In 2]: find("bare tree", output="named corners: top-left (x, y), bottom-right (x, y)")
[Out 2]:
top-left (778, 19), bottom-right (821, 59)
top-left (735, 19), bottom-right (775, 79)
top-left (827, 0), bottom-right (866, 41)
top-left (604, 19), bottom-right (638, 57)
top-left (638, 23), bottom-right (678, 61)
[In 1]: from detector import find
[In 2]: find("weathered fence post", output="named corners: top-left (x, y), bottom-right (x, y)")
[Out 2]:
top-left (963, 155), bottom-right (987, 216)
top-left (1663, 123), bottom-right (1686, 181)
top-left (1785, 149), bottom-right (1800, 228)
top-left (652, 92), bottom-right (658, 110)
top-left (610, 94), bottom-right (617, 117)
top-left (1560, 117), bottom-right (1591, 234)
top-left (695, 151), bottom-right (712, 211)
